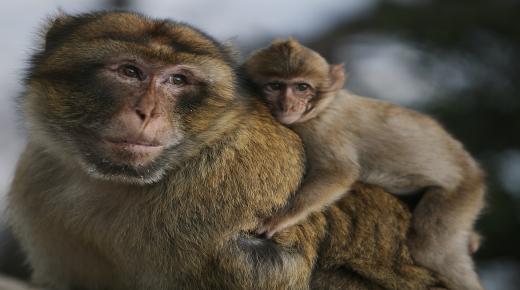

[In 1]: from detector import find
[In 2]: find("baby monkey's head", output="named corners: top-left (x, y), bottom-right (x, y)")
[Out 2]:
top-left (243, 38), bottom-right (345, 125)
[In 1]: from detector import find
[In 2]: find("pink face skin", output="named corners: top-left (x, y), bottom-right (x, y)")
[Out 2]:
top-left (95, 58), bottom-right (200, 168)
top-left (262, 78), bottom-right (315, 125)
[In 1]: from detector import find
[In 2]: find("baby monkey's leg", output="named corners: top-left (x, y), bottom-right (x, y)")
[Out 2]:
top-left (408, 177), bottom-right (485, 290)
top-left (256, 169), bottom-right (358, 238)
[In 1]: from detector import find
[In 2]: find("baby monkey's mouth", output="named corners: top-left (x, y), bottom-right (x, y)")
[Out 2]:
top-left (274, 112), bottom-right (302, 125)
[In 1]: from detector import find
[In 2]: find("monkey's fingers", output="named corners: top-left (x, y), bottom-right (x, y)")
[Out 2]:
top-left (255, 225), bottom-right (269, 235)
top-left (264, 219), bottom-right (292, 238)
top-left (265, 222), bottom-right (291, 238)
top-left (255, 216), bottom-right (283, 237)
top-left (265, 228), bottom-right (279, 239)
top-left (255, 218), bottom-right (279, 235)
top-left (266, 213), bottom-right (311, 238)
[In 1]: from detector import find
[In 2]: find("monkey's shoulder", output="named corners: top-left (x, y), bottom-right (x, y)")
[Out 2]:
top-left (178, 102), bottom-right (305, 210)
top-left (246, 99), bottom-right (304, 154)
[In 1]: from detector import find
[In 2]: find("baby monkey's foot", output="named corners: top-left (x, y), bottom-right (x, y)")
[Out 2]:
top-left (256, 212), bottom-right (300, 238)
top-left (468, 231), bottom-right (482, 254)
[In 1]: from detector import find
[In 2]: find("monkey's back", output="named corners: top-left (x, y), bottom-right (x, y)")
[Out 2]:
top-left (298, 90), bottom-right (481, 194)
top-left (312, 183), bottom-right (443, 290)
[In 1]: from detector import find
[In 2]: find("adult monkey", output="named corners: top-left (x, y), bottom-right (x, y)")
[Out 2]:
top-left (7, 12), bottom-right (445, 290)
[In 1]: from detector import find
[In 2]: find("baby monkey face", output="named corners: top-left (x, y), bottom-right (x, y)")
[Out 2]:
top-left (262, 78), bottom-right (315, 125)
top-left (243, 39), bottom-right (345, 125)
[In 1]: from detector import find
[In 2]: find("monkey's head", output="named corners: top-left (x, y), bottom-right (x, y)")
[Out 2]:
top-left (23, 12), bottom-right (238, 184)
top-left (243, 39), bottom-right (345, 125)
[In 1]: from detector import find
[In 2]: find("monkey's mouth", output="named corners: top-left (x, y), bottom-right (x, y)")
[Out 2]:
top-left (75, 134), bottom-right (174, 184)
top-left (274, 112), bottom-right (302, 125)
top-left (74, 127), bottom-right (180, 183)
top-left (100, 137), bottom-right (165, 166)
top-left (105, 138), bottom-right (163, 149)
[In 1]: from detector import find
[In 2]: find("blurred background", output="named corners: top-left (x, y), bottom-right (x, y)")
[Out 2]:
top-left (0, 0), bottom-right (518, 289)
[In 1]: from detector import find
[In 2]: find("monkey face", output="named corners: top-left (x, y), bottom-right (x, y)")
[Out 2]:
top-left (79, 58), bottom-right (200, 183)
top-left (243, 38), bottom-right (346, 125)
top-left (23, 12), bottom-right (237, 184)
top-left (261, 79), bottom-right (315, 125)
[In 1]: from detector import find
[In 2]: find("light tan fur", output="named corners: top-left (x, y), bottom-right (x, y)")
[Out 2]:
top-left (243, 39), bottom-right (486, 290)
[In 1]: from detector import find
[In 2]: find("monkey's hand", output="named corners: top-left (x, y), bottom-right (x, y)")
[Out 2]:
top-left (256, 210), bottom-right (306, 238)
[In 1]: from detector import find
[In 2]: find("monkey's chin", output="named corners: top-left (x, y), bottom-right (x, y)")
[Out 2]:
top-left (102, 139), bottom-right (165, 166)
top-left (79, 140), bottom-right (173, 185)
top-left (275, 113), bottom-right (303, 125)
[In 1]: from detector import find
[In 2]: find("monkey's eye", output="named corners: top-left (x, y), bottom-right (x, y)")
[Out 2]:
top-left (168, 74), bottom-right (187, 86)
top-left (265, 82), bottom-right (282, 91)
top-left (119, 65), bottom-right (142, 79)
top-left (296, 83), bottom-right (311, 92)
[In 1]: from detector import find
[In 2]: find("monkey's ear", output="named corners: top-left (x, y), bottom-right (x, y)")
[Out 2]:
top-left (329, 63), bottom-right (346, 91)
top-left (43, 12), bottom-right (74, 51)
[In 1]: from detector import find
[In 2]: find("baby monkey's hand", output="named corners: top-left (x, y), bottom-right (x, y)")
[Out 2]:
top-left (256, 208), bottom-right (306, 238)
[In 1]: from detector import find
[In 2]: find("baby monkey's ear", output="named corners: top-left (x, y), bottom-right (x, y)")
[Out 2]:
top-left (43, 11), bottom-right (74, 51)
top-left (328, 63), bottom-right (346, 91)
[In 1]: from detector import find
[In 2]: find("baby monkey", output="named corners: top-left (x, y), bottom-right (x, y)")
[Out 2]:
top-left (243, 39), bottom-right (485, 290)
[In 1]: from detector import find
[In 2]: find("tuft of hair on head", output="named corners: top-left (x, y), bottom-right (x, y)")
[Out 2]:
top-left (221, 38), bottom-right (241, 63)
top-left (42, 10), bottom-right (90, 52)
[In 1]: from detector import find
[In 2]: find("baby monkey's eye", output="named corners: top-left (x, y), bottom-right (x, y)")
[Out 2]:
top-left (265, 82), bottom-right (282, 91)
top-left (119, 65), bottom-right (142, 79)
top-left (296, 83), bottom-right (311, 92)
top-left (168, 74), bottom-right (187, 86)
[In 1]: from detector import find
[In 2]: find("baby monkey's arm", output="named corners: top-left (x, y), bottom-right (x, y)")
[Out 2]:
top-left (257, 163), bottom-right (359, 238)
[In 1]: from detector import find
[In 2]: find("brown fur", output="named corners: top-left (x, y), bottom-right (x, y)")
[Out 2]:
top-left (9, 12), bottom-right (446, 290)
top-left (313, 184), bottom-right (447, 290)
top-left (243, 39), bottom-right (486, 290)
top-left (9, 12), bottom-right (308, 290)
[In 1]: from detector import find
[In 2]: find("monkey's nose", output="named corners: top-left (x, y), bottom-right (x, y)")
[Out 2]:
top-left (135, 108), bottom-right (148, 121)
top-left (134, 101), bottom-right (159, 123)
top-left (133, 89), bottom-right (159, 122)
